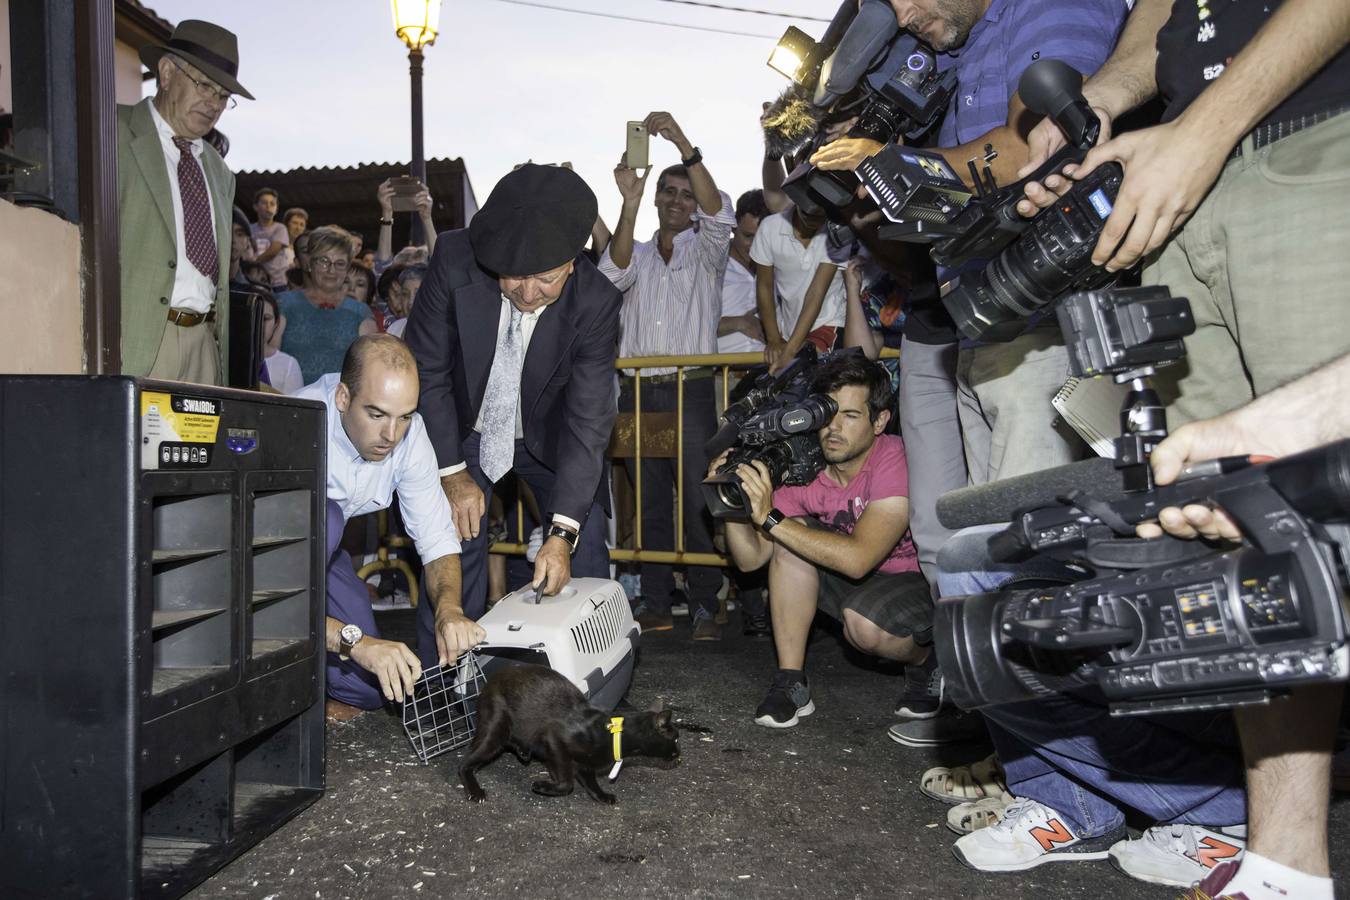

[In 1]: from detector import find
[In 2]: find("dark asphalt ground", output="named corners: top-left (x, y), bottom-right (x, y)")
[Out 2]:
top-left (195, 607), bottom-right (1350, 900)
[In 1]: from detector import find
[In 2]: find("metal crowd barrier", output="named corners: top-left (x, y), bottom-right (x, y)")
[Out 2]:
top-left (489, 349), bottom-right (898, 568)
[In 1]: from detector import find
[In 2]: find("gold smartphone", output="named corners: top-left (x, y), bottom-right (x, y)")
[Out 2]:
top-left (388, 174), bottom-right (424, 212)
top-left (625, 121), bottom-right (649, 170)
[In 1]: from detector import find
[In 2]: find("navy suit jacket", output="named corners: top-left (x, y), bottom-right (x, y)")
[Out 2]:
top-left (404, 230), bottom-right (621, 523)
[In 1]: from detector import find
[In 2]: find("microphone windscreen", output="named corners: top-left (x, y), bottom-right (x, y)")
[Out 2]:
top-left (936, 457), bottom-right (1126, 530)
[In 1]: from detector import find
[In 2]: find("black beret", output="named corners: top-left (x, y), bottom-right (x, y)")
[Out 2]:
top-left (469, 164), bottom-right (598, 277)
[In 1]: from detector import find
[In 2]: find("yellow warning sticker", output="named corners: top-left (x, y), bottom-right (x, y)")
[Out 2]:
top-left (140, 391), bottom-right (220, 458)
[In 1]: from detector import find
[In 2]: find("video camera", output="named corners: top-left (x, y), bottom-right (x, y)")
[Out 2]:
top-left (762, 0), bottom-right (956, 223)
top-left (856, 59), bottom-right (1125, 342)
top-left (931, 285), bottom-right (1350, 716)
top-left (701, 348), bottom-right (837, 519)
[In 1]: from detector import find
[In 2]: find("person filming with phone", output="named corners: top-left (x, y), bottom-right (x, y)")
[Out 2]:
top-left (598, 111), bottom-right (736, 640)
top-left (375, 175), bottom-right (438, 270)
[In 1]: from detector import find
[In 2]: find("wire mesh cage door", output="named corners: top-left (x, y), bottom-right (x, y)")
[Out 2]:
top-left (402, 651), bottom-right (487, 763)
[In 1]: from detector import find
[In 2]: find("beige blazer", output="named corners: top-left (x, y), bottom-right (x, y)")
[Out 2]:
top-left (116, 98), bottom-right (234, 377)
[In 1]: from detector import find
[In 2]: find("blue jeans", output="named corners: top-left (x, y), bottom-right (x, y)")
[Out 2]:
top-left (936, 523), bottom-right (1078, 597)
top-left (984, 695), bottom-right (1246, 837)
top-left (937, 524), bottom-right (1247, 836)
top-left (415, 431), bottom-right (609, 669)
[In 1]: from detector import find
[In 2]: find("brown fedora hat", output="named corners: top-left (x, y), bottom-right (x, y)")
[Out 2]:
top-left (141, 19), bottom-right (254, 101)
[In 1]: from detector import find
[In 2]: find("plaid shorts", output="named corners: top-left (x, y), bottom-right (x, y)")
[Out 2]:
top-left (816, 567), bottom-right (934, 645)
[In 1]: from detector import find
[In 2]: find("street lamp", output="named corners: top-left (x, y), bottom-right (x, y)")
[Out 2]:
top-left (391, 0), bottom-right (442, 245)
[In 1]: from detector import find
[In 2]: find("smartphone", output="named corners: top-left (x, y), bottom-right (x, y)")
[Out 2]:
top-left (625, 121), bottom-right (649, 170)
top-left (388, 174), bottom-right (424, 212)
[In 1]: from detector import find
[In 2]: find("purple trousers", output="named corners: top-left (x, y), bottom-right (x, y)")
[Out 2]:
top-left (325, 499), bottom-right (385, 709)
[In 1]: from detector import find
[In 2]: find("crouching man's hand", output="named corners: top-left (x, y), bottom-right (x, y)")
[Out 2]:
top-left (350, 638), bottom-right (422, 704)
top-left (435, 606), bottom-right (486, 667)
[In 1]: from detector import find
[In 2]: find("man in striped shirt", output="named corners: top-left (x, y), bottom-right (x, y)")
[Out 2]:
top-left (600, 111), bottom-right (736, 641)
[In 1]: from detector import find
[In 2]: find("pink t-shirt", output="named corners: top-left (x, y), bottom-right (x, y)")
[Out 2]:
top-left (773, 433), bottom-right (920, 575)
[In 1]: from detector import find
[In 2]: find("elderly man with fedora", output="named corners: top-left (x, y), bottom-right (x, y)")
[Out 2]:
top-left (404, 164), bottom-right (622, 661)
top-left (117, 19), bottom-right (252, 385)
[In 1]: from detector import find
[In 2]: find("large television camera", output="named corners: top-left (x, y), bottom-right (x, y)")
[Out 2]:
top-left (931, 286), bottom-right (1350, 716)
top-left (701, 348), bottom-right (837, 519)
top-left (856, 59), bottom-right (1125, 342)
top-left (762, 0), bottom-right (956, 222)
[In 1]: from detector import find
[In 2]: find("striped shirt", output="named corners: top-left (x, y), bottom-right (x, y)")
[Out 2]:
top-left (936, 0), bottom-right (1126, 146)
top-left (599, 190), bottom-right (735, 375)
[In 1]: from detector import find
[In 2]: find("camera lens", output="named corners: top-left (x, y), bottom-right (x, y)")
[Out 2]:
top-left (944, 162), bottom-right (1123, 342)
top-left (716, 482), bottom-right (746, 512)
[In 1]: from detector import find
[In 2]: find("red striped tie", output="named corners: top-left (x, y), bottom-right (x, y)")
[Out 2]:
top-left (172, 137), bottom-right (218, 281)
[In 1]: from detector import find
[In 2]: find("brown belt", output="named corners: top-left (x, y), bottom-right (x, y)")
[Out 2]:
top-left (167, 308), bottom-right (216, 327)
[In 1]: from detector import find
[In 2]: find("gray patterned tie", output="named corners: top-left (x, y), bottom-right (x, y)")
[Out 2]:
top-left (478, 305), bottom-right (523, 483)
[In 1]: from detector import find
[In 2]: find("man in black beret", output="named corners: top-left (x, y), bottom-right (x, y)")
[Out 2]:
top-left (404, 164), bottom-right (622, 662)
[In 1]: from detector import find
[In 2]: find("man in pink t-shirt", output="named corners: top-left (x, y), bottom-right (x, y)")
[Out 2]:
top-left (716, 354), bottom-right (934, 729)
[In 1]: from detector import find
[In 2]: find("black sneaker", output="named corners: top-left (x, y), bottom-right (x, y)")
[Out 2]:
top-left (754, 670), bottom-right (814, 729)
top-left (742, 610), bottom-right (771, 639)
top-left (895, 650), bottom-right (943, 720)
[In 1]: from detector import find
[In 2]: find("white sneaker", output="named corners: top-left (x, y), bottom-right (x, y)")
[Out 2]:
top-left (952, 799), bottom-right (1125, 872)
top-left (1108, 823), bottom-right (1246, 887)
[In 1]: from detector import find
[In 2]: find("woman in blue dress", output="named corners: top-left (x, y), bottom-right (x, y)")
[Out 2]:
top-left (276, 225), bottom-right (375, 385)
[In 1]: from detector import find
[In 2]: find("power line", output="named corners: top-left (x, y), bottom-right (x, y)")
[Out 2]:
top-left (490, 0), bottom-right (781, 39)
top-left (647, 0), bottom-right (830, 22)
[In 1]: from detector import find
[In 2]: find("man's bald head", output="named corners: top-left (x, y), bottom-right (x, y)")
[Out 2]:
top-left (340, 333), bottom-right (418, 401)
top-left (335, 335), bottom-right (420, 462)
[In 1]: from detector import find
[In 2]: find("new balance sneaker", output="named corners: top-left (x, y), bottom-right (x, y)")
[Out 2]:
top-left (952, 799), bottom-right (1126, 872)
top-left (754, 670), bottom-right (814, 728)
top-left (1109, 824), bottom-right (1246, 887)
top-left (894, 650), bottom-right (943, 720)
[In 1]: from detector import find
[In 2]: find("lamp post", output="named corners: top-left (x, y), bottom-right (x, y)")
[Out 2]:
top-left (392, 0), bottom-right (442, 246)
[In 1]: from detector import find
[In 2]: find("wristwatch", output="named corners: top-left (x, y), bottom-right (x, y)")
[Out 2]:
top-left (761, 507), bottom-right (786, 536)
top-left (339, 623), bottom-right (364, 660)
top-left (681, 146), bottom-right (703, 168)
top-left (547, 523), bottom-right (580, 555)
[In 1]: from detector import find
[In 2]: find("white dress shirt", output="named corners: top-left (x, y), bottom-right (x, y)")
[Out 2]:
top-left (716, 256), bottom-right (766, 354)
top-left (296, 373), bottom-right (461, 565)
top-left (148, 100), bottom-right (218, 314)
top-left (599, 190), bottom-right (736, 375)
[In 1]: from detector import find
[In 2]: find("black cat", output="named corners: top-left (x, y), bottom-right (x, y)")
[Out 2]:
top-left (459, 664), bottom-right (680, 804)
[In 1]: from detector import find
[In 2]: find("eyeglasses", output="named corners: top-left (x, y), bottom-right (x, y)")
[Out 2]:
top-left (169, 57), bottom-right (237, 109)
top-left (313, 256), bottom-right (350, 273)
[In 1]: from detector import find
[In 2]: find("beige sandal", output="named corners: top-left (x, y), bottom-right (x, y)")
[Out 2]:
top-left (946, 795), bottom-right (1014, 834)
top-left (919, 753), bottom-right (1009, 805)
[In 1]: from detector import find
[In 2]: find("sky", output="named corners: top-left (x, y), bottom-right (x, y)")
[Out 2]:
top-left (148, 0), bottom-right (835, 237)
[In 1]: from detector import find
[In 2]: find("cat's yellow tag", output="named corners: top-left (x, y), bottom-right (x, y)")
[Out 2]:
top-left (608, 717), bottom-right (625, 782)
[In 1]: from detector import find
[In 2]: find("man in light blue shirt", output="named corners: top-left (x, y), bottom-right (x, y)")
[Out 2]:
top-left (296, 334), bottom-right (484, 713)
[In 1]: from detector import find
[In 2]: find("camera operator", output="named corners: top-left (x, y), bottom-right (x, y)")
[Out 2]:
top-left (1018, 0), bottom-right (1350, 430)
top-left (711, 354), bottom-right (933, 729)
top-left (1131, 353), bottom-right (1350, 900)
top-left (811, 1), bottom-right (1127, 645)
